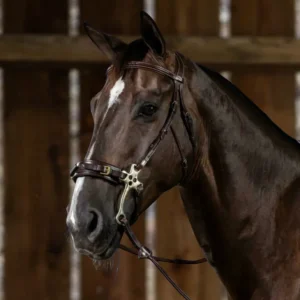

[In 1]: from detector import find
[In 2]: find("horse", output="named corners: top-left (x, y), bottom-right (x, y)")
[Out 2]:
top-left (66, 11), bottom-right (300, 300)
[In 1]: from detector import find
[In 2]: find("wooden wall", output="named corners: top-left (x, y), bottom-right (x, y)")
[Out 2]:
top-left (231, 0), bottom-right (295, 136)
top-left (3, 0), bottom-right (70, 299)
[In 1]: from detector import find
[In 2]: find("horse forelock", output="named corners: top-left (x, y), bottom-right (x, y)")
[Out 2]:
top-left (109, 38), bottom-right (171, 81)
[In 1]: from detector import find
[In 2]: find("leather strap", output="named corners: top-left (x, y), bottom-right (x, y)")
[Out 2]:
top-left (137, 99), bottom-right (178, 169)
top-left (129, 52), bottom-right (192, 176)
top-left (125, 61), bottom-right (184, 83)
top-left (120, 217), bottom-right (206, 300)
top-left (70, 160), bottom-right (126, 184)
top-left (119, 244), bottom-right (207, 265)
top-left (171, 126), bottom-right (188, 183)
top-left (175, 53), bottom-right (196, 149)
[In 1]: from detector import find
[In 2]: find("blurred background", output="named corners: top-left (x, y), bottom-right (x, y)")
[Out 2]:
top-left (0, 0), bottom-right (299, 299)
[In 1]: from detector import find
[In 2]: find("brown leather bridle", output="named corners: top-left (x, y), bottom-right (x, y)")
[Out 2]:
top-left (70, 52), bottom-right (206, 300)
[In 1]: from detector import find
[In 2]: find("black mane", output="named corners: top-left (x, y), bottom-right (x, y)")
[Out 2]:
top-left (116, 39), bottom-right (149, 72)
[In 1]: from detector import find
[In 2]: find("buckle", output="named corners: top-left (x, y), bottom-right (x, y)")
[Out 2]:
top-left (138, 246), bottom-right (152, 259)
top-left (174, 75), bottom-right (184, 83)
top-left (70, 162), bottom-right (81, 178)
top-left (100, 166), bottom-right (111, 176)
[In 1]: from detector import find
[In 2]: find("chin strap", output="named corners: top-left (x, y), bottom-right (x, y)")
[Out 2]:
top-left (118, 217), bottom-right (207, 300)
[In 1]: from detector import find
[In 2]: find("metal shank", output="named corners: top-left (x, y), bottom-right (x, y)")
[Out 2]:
top-left (116, 164), bottom-right (143, 224)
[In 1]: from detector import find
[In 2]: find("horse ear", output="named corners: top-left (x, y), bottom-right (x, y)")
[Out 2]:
top-left (84, 22), bottom-right (127, 62)
top-left (140, 11), bottom-right (166, 57)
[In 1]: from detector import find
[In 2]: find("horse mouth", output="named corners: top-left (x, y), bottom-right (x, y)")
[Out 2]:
top-left (97, 232), bottom-right (121, 259)
top-left (79, 229), bottom-right (123, 261)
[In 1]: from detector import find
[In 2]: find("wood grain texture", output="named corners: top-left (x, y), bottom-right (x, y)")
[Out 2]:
top-left (156, 0), bottom-right (219, 35)
top-left (3, 0), bottom-right (70, 299)
top-left (78, 2), bottom-right (146, 300)
top-left (2, 35), bottom-right (300, 67)
top-left (155, 1), bottom-right (223, 299)
top-left (231, 0), bottom-right (295, 137)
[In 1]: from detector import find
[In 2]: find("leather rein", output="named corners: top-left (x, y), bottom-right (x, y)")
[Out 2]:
top-left (70, 52), bottom-right (207, 300)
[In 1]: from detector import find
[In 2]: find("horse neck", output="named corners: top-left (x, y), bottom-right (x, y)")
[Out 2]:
top-left (180, 64), bottom-right (300, 299)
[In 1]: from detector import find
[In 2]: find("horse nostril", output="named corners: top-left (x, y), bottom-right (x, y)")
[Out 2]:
top-left (88, 211), bottom-right (98, 233)
top-left (87, 209), bottom-right (102, 242)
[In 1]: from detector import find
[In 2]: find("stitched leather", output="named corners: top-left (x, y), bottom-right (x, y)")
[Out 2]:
top-left (70, 160), bottom-right (126, 184)
top-left (125, 61), bottom-right (184, 83)
top-left (120, 217), bottom-right (206, 300)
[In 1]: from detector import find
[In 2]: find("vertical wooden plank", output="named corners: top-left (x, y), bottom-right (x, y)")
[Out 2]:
top-left (79, 2), bottom-right (145, 300)
top-left (156, 2), bottom-right (224, 300)
top-left (157, 0), bottom-right (219, 36)
top-left (3, 0), bottom-right (69, 299)
top-left (231, 0), bottom-right (295, 136)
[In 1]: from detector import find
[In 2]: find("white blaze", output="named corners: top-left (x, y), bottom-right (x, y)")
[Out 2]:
top-left (86, 141), bottom-right (95, 160)
top-left (68, 79), bottom-right (125, 230)
top-left (108, 77), bottom-right (125, 108)
top-left (99, 77), bottom-right (125, 127)
top-left (68, 177), bottom-right (85, 229)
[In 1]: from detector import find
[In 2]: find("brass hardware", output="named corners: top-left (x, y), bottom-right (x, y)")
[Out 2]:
top-left (100, 166), bottom-right (111, 176)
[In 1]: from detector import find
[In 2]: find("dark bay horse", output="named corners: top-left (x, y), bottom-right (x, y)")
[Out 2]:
top-left (66, 11), bottom-right (300, 300)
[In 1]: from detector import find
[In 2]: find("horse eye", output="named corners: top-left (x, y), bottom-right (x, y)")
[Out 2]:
top-left (139, 104), bottom-right (158, 117)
